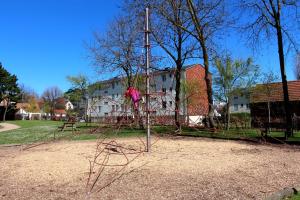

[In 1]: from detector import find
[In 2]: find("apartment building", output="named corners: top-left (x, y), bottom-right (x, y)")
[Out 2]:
top-left (87, 64), bottom-right (210, 124)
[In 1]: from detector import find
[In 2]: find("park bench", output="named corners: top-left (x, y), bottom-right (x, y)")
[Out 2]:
top-left (58, 122), bottom-right (77, 132)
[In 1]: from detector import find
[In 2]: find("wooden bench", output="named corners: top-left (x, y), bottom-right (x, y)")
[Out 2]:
top-left (58, 122), bottom-right (76, 132)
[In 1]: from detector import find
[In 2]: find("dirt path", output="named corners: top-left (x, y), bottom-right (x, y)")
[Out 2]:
top-left (0, 137), bottom-right (300, 200)
top-left (0, 122), bottom-right (20, 132)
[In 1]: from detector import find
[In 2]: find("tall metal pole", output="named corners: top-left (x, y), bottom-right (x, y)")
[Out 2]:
top-left (145, 7), bottom-right (151, 152)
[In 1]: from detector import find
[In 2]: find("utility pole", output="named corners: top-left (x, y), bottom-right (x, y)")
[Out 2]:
top-left (145, 7), bottom-right (151, 152)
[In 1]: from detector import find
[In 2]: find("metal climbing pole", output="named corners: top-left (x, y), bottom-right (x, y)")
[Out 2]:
top-left (145, 7), bottom-right (151, 152)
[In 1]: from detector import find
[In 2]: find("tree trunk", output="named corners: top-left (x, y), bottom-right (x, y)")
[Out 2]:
top-left (202, 40), bottom-right (215, 128)
top-left (2, 98), bottom-right (10, 122)
top-left (226, 101), bottom-right (230, 130)
top-left (186, 0), bottom-right (215, 128)
top-left (3, 106), bottom-right (8, 122)
top-left (175, 62), bottom-right (182, 131)
top-left (275, 16), bottom-right (293, 137)
top-left (267, 101), bottom-right (271, 134)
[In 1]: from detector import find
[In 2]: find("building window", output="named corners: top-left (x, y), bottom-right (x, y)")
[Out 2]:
top-left (162, 88), bottom-right (166, 94)
top-left (112, 105), bottom-right (115, 112)
top-left (234, 104), bottom-right (238, 111)
top-left (116, 105), bottom-right (119, 111)
top-left (104, 113), bottom-right (108, 116)
top-left (98, 106), bottom-right (101, 112)
top-left (234, 96), bottom-right (238, 100)
top-left (246, 104), bottom-right (249, 109)
top-left (161, 74), bottom-right (166, 82)
top-left (162, 101), bottom-right (167, 109)
top-left (241, 104), bottom-right (244, 108)
top-left (104, 91), bottom-right (108, 94)
top-left (151, 84), bottom-right (156, 90)
top-left (104, 102), bottom-right (108, 105)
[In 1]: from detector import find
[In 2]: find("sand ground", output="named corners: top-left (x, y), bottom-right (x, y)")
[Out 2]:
top-left (0, 123), bottom-right (20, 132)
top-left (0, 137), bottom-right (300, 200)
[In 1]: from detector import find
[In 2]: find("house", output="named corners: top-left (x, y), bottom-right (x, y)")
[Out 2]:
top-left (39, 98), bottom-right (74, 120)
top-left (55, 97), bottom-right (74, 110)
top-left (229, 89), bottom-right (251, 113)
top-left (250, 80), bottom-right (300, 128)
top-left (87, 64), bottom-right (211, 125)
top-left (15, 102), bottom-right (42, 120)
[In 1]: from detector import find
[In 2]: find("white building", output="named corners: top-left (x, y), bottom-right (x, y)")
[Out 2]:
top-left (87, 64), bottom-right (210, 124)
top-left (229, 91), bottom-right (250, 113)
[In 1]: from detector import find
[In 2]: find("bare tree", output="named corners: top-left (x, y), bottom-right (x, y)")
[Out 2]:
top-left (240, 0), bottom-right (300, 137)
top-left (87, 16), bottom-right (143, 88)
top-left (42, 86), bottom-right (63, 118)
top-left (127, 0), bottom-right (197, 130)
top-left (153, 0), bottom-right (199, 131)
top-left (174, 0), bottom-right (230, 128)
top-left (19, 84), bottom-right (39, 103)
top-left (255, 71), bottom-right (280, 134)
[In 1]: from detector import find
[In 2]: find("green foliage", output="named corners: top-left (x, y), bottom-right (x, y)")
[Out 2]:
top-left (230, 112), bottom-right (251, 128)
top-left (214, 56), bottom-right (259, 102)
top-left (0, 63), bottom-right (20, 102)
top-left (64, 88), bottom-right (82, 103)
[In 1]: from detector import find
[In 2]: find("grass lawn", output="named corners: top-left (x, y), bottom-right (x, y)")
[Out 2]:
top-left (289, 194), bottom-right (300, 200)
top-left (0, 120), bottom-right (299, 145)
top-left (0, 120), bottom-right (146, 145)
top-left (0, 120), bottom-right (62, 144)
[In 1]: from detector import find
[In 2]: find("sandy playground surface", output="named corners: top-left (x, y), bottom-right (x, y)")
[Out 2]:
top-left (0, 137), bottom-right (300, 200)
top-left (0, 123), bottom-right (20, 132)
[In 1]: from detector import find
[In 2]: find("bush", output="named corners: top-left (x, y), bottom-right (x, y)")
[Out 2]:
top-left (230, 112), bottom-right (251, 128)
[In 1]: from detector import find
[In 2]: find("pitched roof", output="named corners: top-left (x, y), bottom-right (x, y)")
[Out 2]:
top-left (251, 80), bottom-right (300, 103)
top-left (54, 109), bottom-right (66, 114)
top-left (16, 103), bottom-right (30, 111)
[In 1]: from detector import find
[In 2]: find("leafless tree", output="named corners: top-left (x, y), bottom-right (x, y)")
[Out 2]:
top-left (256, 71), bottom-right (280, 134)
top-left (87, 15), bottom-right (143, 88)
top-left (153, 0), bottom-right (199, 131)
top-left (19, 84), bottom-right (39, 103)
top-left (126, 0), bottom-right (198, 131)
top-left (127, 0), bottom-right (230, 128)
top-left (176, 0), bottom-right (230, 128)
top-left (42, 86), bottom-right (63, 117)
top-left (240, 0), bottom-right (300, 137)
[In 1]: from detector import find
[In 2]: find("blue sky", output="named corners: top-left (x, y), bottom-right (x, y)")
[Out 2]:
top-left (0, 0), bottom-right (298, 95)
top-left (0, 0), bottom-right (120, 95)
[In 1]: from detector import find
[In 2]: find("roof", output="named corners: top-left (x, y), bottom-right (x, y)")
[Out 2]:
top-left (16, 103), bottom-right (30, 109)
top-left (251, 80), bottom-right (300, 103)
top-left (54, 109), bottom-right (66, 114)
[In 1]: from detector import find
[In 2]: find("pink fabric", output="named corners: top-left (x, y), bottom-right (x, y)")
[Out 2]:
top-left (125, 87), bottom-right (140, 109)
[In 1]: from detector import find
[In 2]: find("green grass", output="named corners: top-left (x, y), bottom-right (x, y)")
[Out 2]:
top-left (0, 120), bottom-right (300, 145)
top-left (0, 120), bottom-right (147, 145)
top-left (7, 120), bottom-right (61, 128)
top-left (180, 127), bottom-right (300, 142)
top-left (288, 194), bottom-right (300, 200)
top-left (0, 120), bottom-right (62, 144)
